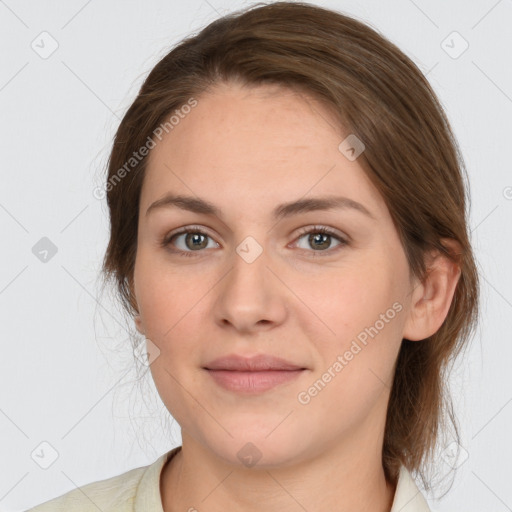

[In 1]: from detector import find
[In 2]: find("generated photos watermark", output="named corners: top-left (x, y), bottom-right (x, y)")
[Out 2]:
top-left (297, 301), bottom-right (403, 405)
top-left (93, 97), bottom-right (198, 200)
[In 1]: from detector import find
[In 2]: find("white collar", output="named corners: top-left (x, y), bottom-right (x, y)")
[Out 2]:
top-left (390, 465), bottom-right (431, 511)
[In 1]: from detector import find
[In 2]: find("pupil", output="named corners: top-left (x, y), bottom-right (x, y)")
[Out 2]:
top-left (310, 233), bottom-right (330, 250)
top-left (187, 233), bottom-right (207, 250)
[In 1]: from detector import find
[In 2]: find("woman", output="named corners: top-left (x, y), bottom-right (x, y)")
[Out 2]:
top-left (27, 1), bottom-right (479, 511)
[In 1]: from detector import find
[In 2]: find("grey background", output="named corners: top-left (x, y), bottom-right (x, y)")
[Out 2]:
top-left (1, 0), bottom-right (511, 510)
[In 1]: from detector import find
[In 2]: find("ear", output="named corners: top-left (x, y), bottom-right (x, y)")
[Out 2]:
top-left (134, 314), bottom-right (145, 335)
top-left (402, 238), bottom-right (462, 341)
top-left (128, 276), bottom-right (145, 336)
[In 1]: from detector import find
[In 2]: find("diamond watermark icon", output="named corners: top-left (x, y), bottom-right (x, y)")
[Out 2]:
top-left (338, 134), bottom-right (365, 161)
top-left (32, 236), bottom-right (58, 263)
top-left (134, 337), bottom-right (161, 366)
top-left (31, 441), bottom-right (59, 469)
top-left (441, 31), bottom-right (469, 59)
top-left (31, 31), bottom-right (59, 59)
top-left (237, 442), bottom-right (263, 468)
top-left (236, 236), bottom-right (263, 264)
top-left (440, 440), bottom-right (469, 469)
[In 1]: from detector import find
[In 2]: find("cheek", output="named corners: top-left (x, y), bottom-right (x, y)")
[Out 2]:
top-left (294, 258), bottom-right (404, 390)
top-left (135, 257), bottom-right (210, 424)
top-left (293, 268), bottom-right (404, 430)
top-left (134, 251), bottom-right (208, 337)
top-left (292, 260), bottom-right (396, 341)
top-left (133, 254), bottom-right (216, 410)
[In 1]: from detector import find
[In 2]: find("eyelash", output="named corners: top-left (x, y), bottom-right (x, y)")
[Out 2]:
top-left (161, 225), bottom-right (348, 258)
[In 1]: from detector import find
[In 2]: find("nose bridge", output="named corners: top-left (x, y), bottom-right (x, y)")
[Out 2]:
top-left (229, 234), bottom-right (271, 299)
top-left (214, 233), bottom-right (287, 331)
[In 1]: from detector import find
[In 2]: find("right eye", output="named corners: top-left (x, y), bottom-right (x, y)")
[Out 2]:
top-left (161, 227), bottom-right (220, 257)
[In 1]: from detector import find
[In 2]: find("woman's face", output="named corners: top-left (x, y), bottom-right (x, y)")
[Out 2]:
top-left (132, 82), bottom-right (419, 467)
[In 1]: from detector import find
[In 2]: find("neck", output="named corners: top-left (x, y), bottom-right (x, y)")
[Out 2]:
top-left (160, 431), bottom-right (397, 512)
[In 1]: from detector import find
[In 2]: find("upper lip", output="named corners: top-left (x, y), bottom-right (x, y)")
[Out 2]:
top-left (204, 354), bottom-right (306, 371)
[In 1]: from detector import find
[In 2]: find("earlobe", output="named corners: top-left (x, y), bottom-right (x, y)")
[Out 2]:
top-left (128, 277), bottom-right (138, 313)
top-left (128, 278), bottom-right (145, 335)
top-left (134, 314), bottom-right (145, 335)
top-left (402, 275), bottom-right (429, 341)
top-left (402, 239), bottom-right (462, 342)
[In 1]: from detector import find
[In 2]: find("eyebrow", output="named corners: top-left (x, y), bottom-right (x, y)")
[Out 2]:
top-left (145, 193), bottom-right (375, 221)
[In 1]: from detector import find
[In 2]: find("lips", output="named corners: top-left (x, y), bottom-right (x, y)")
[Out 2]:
top-left (203, 354), bottom-right (307, 393)
top-left (203, 353), bottom-right (306, 371)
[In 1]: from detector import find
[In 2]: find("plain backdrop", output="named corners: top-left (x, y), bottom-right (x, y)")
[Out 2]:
top-left (1, 0), bottom-right (511, 511)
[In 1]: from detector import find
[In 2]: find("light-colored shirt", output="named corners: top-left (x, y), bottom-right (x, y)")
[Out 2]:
top-left (26, 445), bottom-right (431, 511)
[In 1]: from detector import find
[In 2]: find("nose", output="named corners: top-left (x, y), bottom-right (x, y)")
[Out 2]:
top-left (213, 245), bottom-right (289, 334)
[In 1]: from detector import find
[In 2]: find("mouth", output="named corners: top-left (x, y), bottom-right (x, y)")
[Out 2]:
top-left (204, 368), bottom-right (306, 394)
top-left (203, 353), bottom-right (308, 394)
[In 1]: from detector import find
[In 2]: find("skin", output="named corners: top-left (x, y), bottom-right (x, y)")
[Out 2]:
top-left (131, 81), bottom-right (461, 512)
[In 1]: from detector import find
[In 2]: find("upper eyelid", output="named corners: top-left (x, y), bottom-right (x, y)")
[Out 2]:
top-left (295, 225), bottom-right (346, 239)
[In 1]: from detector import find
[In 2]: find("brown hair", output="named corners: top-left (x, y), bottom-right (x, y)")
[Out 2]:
top-left (100, 0), bottom-right (479, 491)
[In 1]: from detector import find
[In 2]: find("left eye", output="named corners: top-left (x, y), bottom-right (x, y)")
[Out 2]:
top-left (293, 226), bottom-right (347, 254)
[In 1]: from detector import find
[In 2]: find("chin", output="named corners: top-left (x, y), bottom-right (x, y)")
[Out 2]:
top-left (199, 428), bottom-right (311, 469)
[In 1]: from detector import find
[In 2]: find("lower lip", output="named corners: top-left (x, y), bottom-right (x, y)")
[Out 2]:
top-left (205, 369), bottom-right (305, 393)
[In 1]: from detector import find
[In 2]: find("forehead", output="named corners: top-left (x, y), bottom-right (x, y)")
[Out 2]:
top-left (141, 82), bottom-right (387, 220)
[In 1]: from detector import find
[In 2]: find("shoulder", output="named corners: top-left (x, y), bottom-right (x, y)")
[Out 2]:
top-left (25, 465), bottom-right (145, 512)
top-left (25, 448), bottom-right (180, 512)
